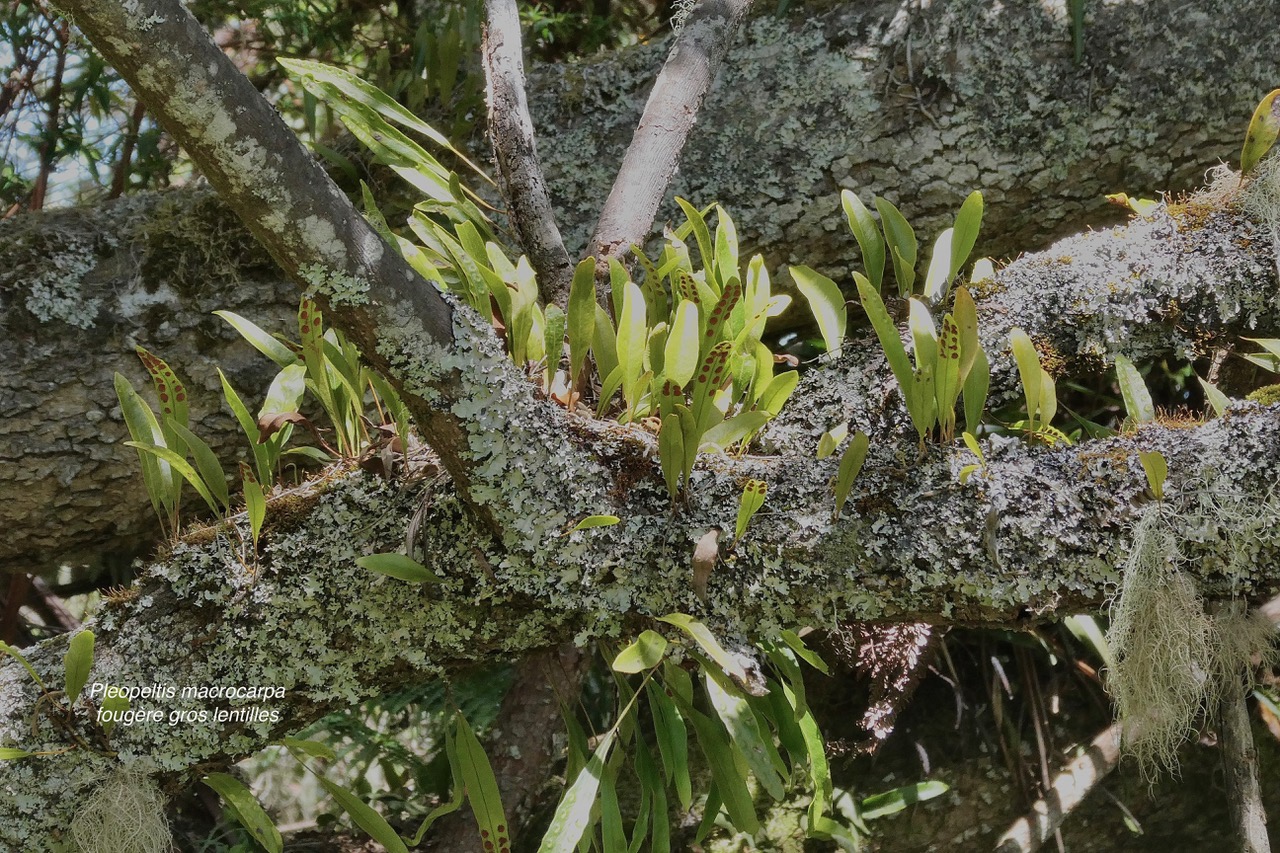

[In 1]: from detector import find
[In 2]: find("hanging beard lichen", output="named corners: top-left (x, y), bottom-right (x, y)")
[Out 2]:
top-left (1106, 504), bottom-right (1280, 780)
top-left (69, 768), bottom-right (170, 853)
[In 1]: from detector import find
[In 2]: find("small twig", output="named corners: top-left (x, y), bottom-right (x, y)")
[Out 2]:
top-left (994, 722), bottom-right (1122, 853)
top-left (1217, 600), bottom-right (1272, 853)
top-left (586, 0), bottom-right (755, 301)
top-left (482, 0), bottom-right (573, 305)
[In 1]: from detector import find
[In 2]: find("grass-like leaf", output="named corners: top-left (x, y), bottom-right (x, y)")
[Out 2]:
top-left (203, 773), bottom-right (283, 853)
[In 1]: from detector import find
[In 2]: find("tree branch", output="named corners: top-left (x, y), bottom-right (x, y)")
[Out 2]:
top-left (49, 0), bottom-right (608, 544)
top-left (586, 0), bottom-right (754, 288)
top-left (482, 0), bottom-right (574, 306)
top-left (994, 723), bottom-right (1123, 853)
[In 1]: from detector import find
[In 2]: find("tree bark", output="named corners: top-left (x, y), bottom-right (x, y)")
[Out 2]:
top-left (482, 0), bottom-right (573, 305)
top-left (586, 0), bottom-right (755, 296)
top-left (533, 0), bottom-right (1280, 274)
top-left (5, 191), bottom-right (1280, 842)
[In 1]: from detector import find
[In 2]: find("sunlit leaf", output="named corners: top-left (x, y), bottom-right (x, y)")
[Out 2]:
top-left (832, 431), bottom-right (870, 521)
top-left (1114, 354), bottom-right (1155, 424)
top-left (1138, 450), bottom-right (1167, 501)
top-left (1241, 89), bottom-right (1280, 175)
top-left (612, 630), bottom-right (669, 673)
top-left (213, 311), bottom-right (298, 369)
top-left (841, 189), bottom-right (885, 290)
top-left (734, 479), bottom-right (767, 541)
top-left (538, 728), bottom-right (617, 853)
top-left (791, 265), bottom-right (846, 355)
top-left (657, 613), bottom-right (747, 683)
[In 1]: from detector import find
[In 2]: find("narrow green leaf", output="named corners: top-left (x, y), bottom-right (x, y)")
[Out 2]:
top-left (1038, 367), bottom-right (1058, 428)
top-left (832, 431), bottom-right (870, 521)
top-left (1198, 376), bottom-right (1230, 417)
top-left (841, 189), bottom-right (885, 290)
top-left (735, 479), bottom-right (767, 541)
top-left (203, 773), bottom-right (284, 853)
top-left (816, 422), bottom-right (848, 460)
top-left (126, 441), bottom-right (220, 515)
top-left (214, 311), bottom-right (298, 369)
top-left (597, 365), bottom-right (625, 418)
top-left (855, 274), bottom-right (912, 393)
top-left (0, 748), bottom-right (32, 761)
top-left (593, 305), bottom-right (620, 392)
top-left (64, 630), bottom-right (94, 705)
top-left (356, 553), bottom-right (442, 583)
top-left (875, 197), bottom-right (917, 296)
top-left (674, 197), bottom-right (716, 281)
top-left (1245, 337), bottom-right (1280, 360)
top-left (567, 258), bottom-right (597, 385)
top-left (949, 191), bottom-right (984, 281)
top-left (952, 285), bottom-right (980, 382)
top-left (791, 265), bottom-right (847, 355)
top-left (922, 227), bottom-right (955, 302)
top-left (613, 631), bottom-right (669, 673)
top-left (686, 706), bottom-right (759, 834)
top-left (699, 411), bottom-right (771, 453)
top-left (713, 206), bottom-right (740, 287)
top-left (908, 298), bottom-right (937, 372)
top-left (1138, 450), bottom-right (1167, 501)
top-left (1242, 89), bottom-right (1280, 175)
top-left (860, 781), bottom-right (950, 820)
top-left (1009, 329), bottom-right (1043, 430)
top-left (756, 370), bottom-right (800, 417)
top-left (659, 413), bottom-right (685, 498)
top-left (664, 300), bottom-right (701, 388)
top-left (779, 630), bottom-right (831, 675)
top-left (874, 196), bottom-right (917, 265)
top-left (1115, 354), bottom-right (1155, 424)
top-left (166, 421), bottom-right (229, 512)
top-left (647, 679), bottom-right (692, 810)
top-left (657, 613), bottom-right (748, 684)
top-left (538, 728), bottom-right (617, 853)
top-left (242, 469), bottom-right (266, 549)
top-left (571, 515), bottom-right (620, 532)
top-left (278, 58), bottom-right (486, 176)
top-left (318, 776), bottom-right (409, 853)
top-left (634, 736), bottom-right (668, 853)
top-left (962, 344), bottom-right (990, 432)
top-left (455, 713), bottom-right (512, 853)
top-left (543, 304), bottom-right (566, 373)
top-left (282, 737), bottom-right (338, 761)
top-left (600, 770), bottom-right (626, 853)
top-left (704, 670), bottom-right (786, 800)
top-left (114, 372), bottom-right (173, 526)
top-left (408, 726), bottom-right (466, 844)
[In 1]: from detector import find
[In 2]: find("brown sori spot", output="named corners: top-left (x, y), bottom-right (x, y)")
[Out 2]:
top-left (159, 393), bottom-right (170, 404)
top-left (176, 391), bottom-right (187, 402)
top-left (497, 826), bottom-right (506, 833)
top-left (480, 830), bottom-right (490, 838)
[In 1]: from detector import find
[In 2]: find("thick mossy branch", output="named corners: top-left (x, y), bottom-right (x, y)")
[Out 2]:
top-left (4, 399), bottom-right (1280, 843)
